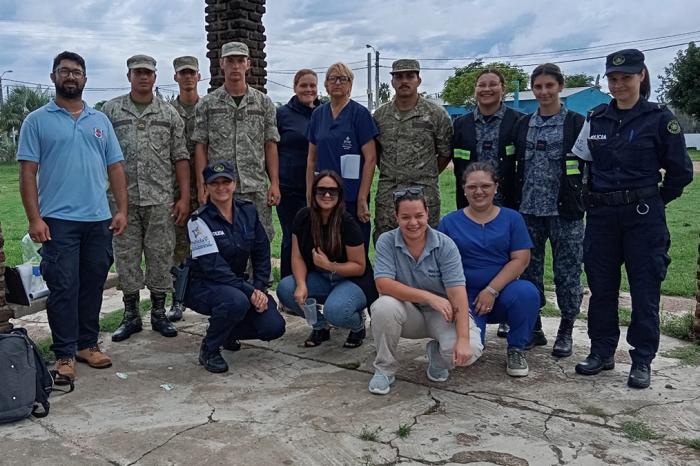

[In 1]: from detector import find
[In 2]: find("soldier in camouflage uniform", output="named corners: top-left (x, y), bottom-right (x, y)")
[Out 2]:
top-left (168, 56), bottom-right (201, 322)
top-left (192, 41), bottom-right (280, 242)
top-left (102, 55), bottom-right (190, 341)
top-left (513, 64), bottom-right (585, 357)
top-left (373, 59), bottom-right (453, 243)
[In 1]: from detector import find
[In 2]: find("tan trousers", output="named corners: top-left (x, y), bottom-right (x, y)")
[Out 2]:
top-left (370, 295), bottom-right (483, 376)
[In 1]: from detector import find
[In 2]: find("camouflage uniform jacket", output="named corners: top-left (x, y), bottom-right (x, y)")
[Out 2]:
top-left (171, 96), bottom-right (197, 156)
top-left (103, 94), bottom-right (189, 206)
top-left (191, 85), bottom-right (280, 194)
top-left (373, 96), bottom-right (453, 191)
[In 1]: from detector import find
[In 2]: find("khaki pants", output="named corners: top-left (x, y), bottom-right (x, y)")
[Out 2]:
top-left (370, 295), bottom-right (483, 376)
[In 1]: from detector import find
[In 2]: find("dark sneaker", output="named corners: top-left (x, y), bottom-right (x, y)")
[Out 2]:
top-left (506, 348), bottom-right (529, 377)
top-left (198, 342), bottom-right (228, 373)
top-left (575, 353), bottom-right (615, 375)
top-left (524, 329), bottom-right (548, 350)
top-left (223, 339), bottom-right (241, 351)
top-left (627, 362), bottom-right (651, 389)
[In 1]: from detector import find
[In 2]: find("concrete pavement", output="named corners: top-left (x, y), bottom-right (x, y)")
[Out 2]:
top-left (2, 308), bottom-right (699, 465)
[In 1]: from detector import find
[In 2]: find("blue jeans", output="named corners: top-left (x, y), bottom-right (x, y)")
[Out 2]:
top-left (468, 279), bottom-right (539, 350)
top-left (186, 279), bottom-right (286, 352)
top-left (276, 188), bottom-right (306, 278)
top-left (39, 218), bottom-right (113, 358)
top-left (276, 271), bottom-right (366, 332)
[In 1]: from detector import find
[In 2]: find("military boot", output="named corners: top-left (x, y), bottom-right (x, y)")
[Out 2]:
top-left (551, 318), bottom-right (575, 357)
top-left (166, 299), bottom-right (185, 322)
top-left (112, 292), bottom-right (142, 342)
top-left (524, 314), bottom-right (548, 350)
top-left (150, 292), bottom-right (178, 337)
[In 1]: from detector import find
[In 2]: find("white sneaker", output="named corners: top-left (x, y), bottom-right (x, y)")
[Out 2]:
top-left (426, 340), bottom-right (449, 382)
top-left (368, 372), bottom-right (395, 395)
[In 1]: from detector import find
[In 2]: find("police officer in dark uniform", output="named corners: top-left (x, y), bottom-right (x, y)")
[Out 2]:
top-left (184, 161), bottom-right (286, 373)
top-left (452, 68), bottom-right (523, 338)
top-left (572, 49), bottom-right (693, 388)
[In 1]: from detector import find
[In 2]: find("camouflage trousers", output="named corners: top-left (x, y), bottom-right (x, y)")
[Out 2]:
top-left (113, 204), bottom-right (175, 295)
top-left (373, 182), bottom-right (441, 244)
top-left (237, 190), bottom-right (275, 242)
top-left (173, 184), bottom-right (199, 267)
top-left (521, 215), bottom-right (584, 320)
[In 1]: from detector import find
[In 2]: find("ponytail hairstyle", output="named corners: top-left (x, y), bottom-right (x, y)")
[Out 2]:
top-left (639, 64), bottom-right (651, 100)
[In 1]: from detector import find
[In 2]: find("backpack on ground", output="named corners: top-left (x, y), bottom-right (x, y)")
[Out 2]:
top-left (0, 327), bottom-right (57, 423)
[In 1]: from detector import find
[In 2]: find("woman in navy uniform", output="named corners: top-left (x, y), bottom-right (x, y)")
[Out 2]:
top-left (572, 49), bottom-right (693, 388)
top-left (452, 68), bottom-right (523, 338)
top-left (185, 161), bottom-right (286, 373)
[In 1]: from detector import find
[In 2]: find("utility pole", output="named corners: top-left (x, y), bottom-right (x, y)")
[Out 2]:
top-left (0, 70), bottom-right (12, 104)
top-left (366, 52), bottom-right (373, 112)
top-left (374, 50), bottom-right (380, 111)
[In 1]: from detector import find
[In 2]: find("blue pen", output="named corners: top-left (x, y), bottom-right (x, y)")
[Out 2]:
top-left (628, 129), bottom-right (635, 142)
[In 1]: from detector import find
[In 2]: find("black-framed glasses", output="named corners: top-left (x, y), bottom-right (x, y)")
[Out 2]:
top-left (314, 187), bottom-right (340, 198)
top-left (55, 68), bottom-right (85, 78)
top-left (327, 75), bottom-right (350, 84)
top-left (393, 186), bottom-right (424, 202)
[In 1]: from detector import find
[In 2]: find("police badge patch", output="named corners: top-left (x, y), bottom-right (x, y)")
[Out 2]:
top-left (667, 119), bottom-right (681, 135)
top-left (94, 127), bottom-right (103, 138)
top-left (612, 55), bottom-right (625, 66)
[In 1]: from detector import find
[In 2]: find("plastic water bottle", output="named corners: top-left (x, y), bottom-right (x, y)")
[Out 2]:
top-left (20, 234), bottom-right (42, 265)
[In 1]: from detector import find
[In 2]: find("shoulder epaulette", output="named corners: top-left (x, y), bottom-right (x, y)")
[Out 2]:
top-left (587, 104), bottom-right (608, 120)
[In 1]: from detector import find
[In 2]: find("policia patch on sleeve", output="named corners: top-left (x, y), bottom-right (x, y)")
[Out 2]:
top-left (667, 119), bottom-right (681, 135)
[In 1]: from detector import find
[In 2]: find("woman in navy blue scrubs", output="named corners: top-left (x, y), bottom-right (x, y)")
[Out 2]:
top-left (306, 62), bottom-right (378, 249)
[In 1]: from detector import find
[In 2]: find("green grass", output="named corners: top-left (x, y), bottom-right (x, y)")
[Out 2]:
top-left (396, 424), bottom-right (412, 439)
top-left (688, 149), bottom-right (700, 162)
top-left (660, 312), bottom-right (696, 341)
top-left (678, 437), bottom-right (700, 450)
top-left (621, 420), bottom-right (663, 442)
top-left (358, 425), bottom-right (381, 442)
top-left (2, 162), bottom-right (699, 298)
top-left (661, 343), bottom-right (700, 366)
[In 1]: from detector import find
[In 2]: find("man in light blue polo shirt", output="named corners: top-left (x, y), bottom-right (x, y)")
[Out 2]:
top-left (369, 188), bottom-right (483, 395)
top-left (17, 51), bottom-right (128, 385)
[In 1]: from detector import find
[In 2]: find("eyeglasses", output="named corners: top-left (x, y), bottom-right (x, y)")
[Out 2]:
top-left (314, 187), bottom-right (340, 198)
top-left (327, 75), bottom-right (351, 84)
top-left (55, 68), bottom-right (85, 78)
top-left (465, 183), bottom-right (496, 192)
top-left (393, 186), bottom-right (424, 202)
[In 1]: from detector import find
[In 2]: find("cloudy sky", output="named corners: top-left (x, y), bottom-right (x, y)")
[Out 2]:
top-left (1, 0), bottom-right (697, 106)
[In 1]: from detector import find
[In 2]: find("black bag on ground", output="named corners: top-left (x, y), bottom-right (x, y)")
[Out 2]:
top-left (0, 327), bottom-right (54, 423)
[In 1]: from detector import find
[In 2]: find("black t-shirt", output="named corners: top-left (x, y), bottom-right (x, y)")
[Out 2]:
top-left (292, 207), bottom-right (364, 270)
top-left (292, 207), bottom-right (378, 305)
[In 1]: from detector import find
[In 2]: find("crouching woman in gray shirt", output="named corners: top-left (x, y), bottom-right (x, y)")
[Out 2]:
top-left (368, 188), bottom-right (483, 395)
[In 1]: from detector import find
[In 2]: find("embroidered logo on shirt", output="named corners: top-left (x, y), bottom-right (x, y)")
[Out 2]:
top-left (667, 119), bottom-right (681, 135)
top-left (94, 128), bottom-right (103, 139)
top-left (341, 136), bottom-right (352, 150)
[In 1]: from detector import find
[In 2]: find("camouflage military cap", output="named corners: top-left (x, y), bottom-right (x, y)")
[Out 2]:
top-left (221, 41), bottom-right (249, 58)
top-left (390, 59), bottom-right (420, 74)
top-left (173, 56), bottom-right (199, 72)
top-left (203, 160), bottom-right (237, 183)
top-left (127, 54), bottom-right (157, 71)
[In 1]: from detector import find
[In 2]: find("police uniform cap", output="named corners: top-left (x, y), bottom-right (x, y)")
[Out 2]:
top-left (221, 42), bottom-right (249, 58)
top-left (605, 49), bottom-right (645, 75)
top-left (203, 160), bottom-right (236, 183)
top-left (173, 56), bottom-right (199, 72)
top-left (390, 59), bottom-right (420, 74)
top-left (127, 54), bottom-right (157, 71)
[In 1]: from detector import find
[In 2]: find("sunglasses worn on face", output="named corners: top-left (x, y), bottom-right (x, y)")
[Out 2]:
top-left (314, 187), bottom-right (340, 198)
top-left (393, 186), bottom-right (424, 202)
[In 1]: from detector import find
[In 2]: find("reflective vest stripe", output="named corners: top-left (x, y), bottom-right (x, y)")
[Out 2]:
top-left (453, 148), bottom-right (471, 160)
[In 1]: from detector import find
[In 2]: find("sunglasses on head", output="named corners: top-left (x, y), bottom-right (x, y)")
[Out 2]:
top-left (393, 186), bottom-right (424, 202)
top-left (314, 187), bottom-right (340, 198)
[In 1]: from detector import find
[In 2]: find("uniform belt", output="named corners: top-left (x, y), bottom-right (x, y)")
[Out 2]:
top-left (587, 186), bottom-right (659, 206)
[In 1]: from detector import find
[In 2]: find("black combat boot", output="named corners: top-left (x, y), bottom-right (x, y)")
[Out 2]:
top-left (199, 340), bottom-right (229, 373)
top-left (497, 323), bottom-right (510, 338)
top-left (166, 299), bottom-right (185, 322)
top-left (150, 292), bottom-right (178, 337)
top-left (524, 314), bottom-right (548, 350)
top-left (112, 292), bottom-right (142, 342)
top-left (575, 353), bottom-right (615, 375)
top-left (551, 318), bottom-right (575, 357)
top-left (628, 362), bottom-right (651, 389)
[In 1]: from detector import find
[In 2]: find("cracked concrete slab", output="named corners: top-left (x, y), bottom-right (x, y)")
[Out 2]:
top-left (2, 311), bottom-right (698, 465)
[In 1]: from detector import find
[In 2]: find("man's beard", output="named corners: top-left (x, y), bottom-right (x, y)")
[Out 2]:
top-left (55, 81), bottom-right (84, 99)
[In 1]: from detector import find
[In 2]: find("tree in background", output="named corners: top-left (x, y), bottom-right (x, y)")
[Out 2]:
top-left (658, 42), bottom-right (700, 118)
top-left (378, 82), bottom-right (392, 104)
top-left (0, 86), bottom-right (51, 134)
top-left (564, 73), bottom-right (594, 88)
top-left (94, 100), bottom-right (106, 111)
top-left (442, 60), bottom-right (528, 106)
